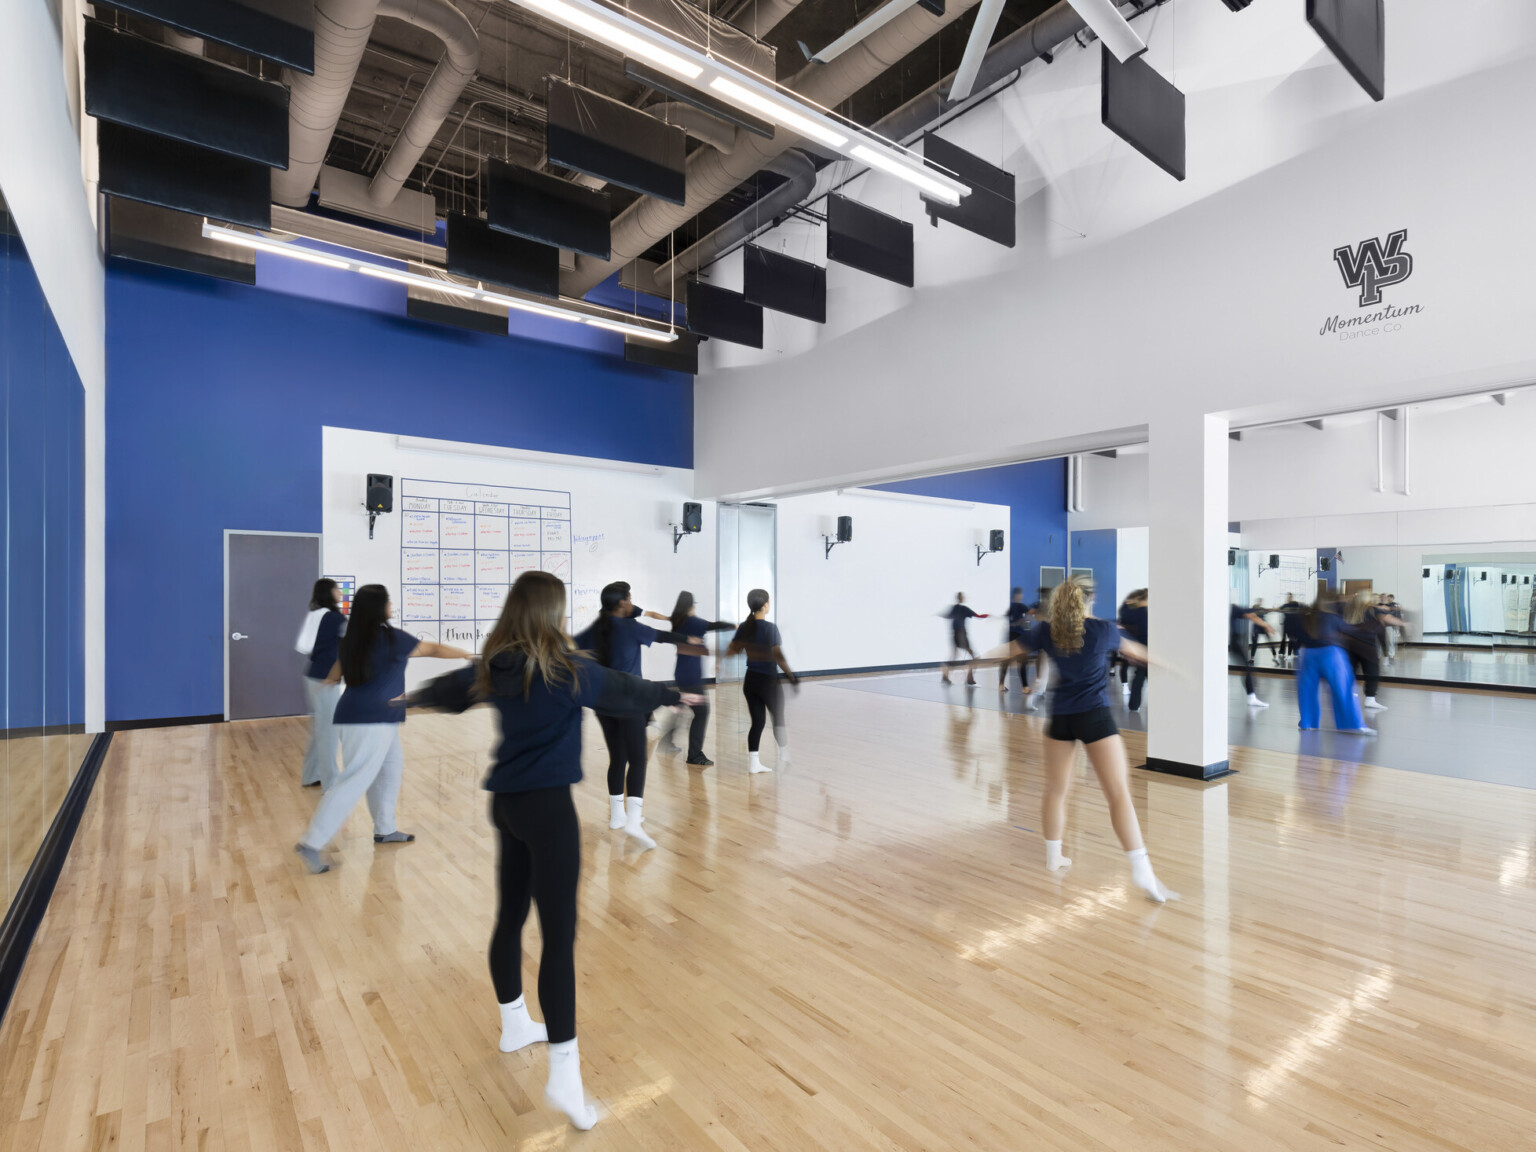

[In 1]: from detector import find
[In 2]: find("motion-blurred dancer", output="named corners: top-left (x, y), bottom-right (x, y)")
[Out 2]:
top-left (295, 584), bottom-right (472, 873)
top-left (405, 571), bottom-right (700, 1131)
top-left (297, 578), bottom-right (346, 789)
top-left (1231, 602), bottom-right (1276, 708)
top-left (1348, 591), bottom-right (1404, 711)
top-left (999, 587), bottom-right (1030, 692)
top-left (941, 592), bottom-right (988, 685)
top-left (1023, 577), bottom-right (1173, 902)
top-left (1276, 594), bottom-right (1302, 666)
top-left (1117, 589), bottom-right (1148, 711)
top-left (657, 591), bottom-right (734, 765)
top-left (1289, 594), bottom-right (1375, 735)
top-left (727, 589), bottom-right (797, 773)
top-left (575, 581), bottom-right (699, 850)
top-left (1248, 599), bottom-right (1267, 662)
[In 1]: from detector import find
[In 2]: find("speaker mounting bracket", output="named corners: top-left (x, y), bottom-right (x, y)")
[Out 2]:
top-left (823, 536), bottom-right (845, 560)
top-left (671, 524), bottom-right (689, 553)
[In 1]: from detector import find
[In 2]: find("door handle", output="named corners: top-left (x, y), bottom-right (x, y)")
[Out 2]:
top-left (231, 632), bottom-right (248, 641)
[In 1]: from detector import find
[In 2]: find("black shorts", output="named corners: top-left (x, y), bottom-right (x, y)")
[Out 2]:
top-left (1047, 706), bottom-right (1119, 745)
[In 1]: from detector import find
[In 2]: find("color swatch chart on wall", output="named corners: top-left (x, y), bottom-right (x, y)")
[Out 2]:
top-left (397, 478), bottom-right (572, 650)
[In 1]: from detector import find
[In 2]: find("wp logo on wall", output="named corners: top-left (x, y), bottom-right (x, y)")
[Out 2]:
top-left (1333, 229), bottom-right (1412, 306)
top-left (1320, 228), bottom-right (1423, 339)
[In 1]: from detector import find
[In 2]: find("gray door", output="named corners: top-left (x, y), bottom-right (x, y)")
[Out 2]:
top-left (716, 503), bottom-right (776, 684)
top-left (227, 532), bottom-right (320, 720)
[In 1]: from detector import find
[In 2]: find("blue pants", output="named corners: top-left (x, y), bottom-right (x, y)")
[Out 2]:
top-left (1295, 645), bottom-right (1363, 730)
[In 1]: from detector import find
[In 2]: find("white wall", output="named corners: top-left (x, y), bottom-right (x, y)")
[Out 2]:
top-left (773, 490), bottom-right (1012, 672)
top-left (322, 429), bottom-right (716, 688)
top-left (1, 0), bottom-right (105, 731)
top-left (693, 0), bottom-right (1536, 500)
top-left (1116, 527), bottom-right (1149, 608)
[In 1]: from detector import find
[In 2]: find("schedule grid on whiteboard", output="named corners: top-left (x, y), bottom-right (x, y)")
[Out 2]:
top-left (398, 477), bottom-right (572, 651)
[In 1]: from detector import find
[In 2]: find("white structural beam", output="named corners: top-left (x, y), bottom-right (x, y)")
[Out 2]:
top-left (948, 0), bottom-right (1007, 101)
top-left (1066, 0), bottom-right (1146, 63)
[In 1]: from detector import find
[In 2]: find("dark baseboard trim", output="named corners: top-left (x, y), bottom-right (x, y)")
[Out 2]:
top-left (0, 723), bottom-right (86, 741)
top-left (106, 713), bottom-right (224, 732)
top-left (0, 731), bottom-right (113, 1028)
top-left (802, 661), bottom-right (944, 679)
top-left (1139, 756), bottom-right (1237, 781)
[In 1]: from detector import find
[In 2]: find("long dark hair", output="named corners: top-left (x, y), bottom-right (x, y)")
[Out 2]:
top-left (669, 590), bottom-right (695, 633)
top-left (310, 578), bottom-right (338, 612)
top-left (586, 581), bottom-right (630, 667)
top-left (339, 584), bottom-right (392, 685)
top-left (740, 588), bottom-right (769, 642)
top-left (479, 571), bottom-right (580, 699)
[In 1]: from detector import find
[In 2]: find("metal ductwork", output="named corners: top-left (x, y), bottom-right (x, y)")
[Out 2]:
top-left (648, 102), bottom-right (737, 155)
top-left (651, 149), bottom-right (815, 289)
top-left (368, 0), bottom-right (480, 206)
top-left (273, 0), bottom-right (381, 207)
top-left (564, 0), bottom-right (986, 296)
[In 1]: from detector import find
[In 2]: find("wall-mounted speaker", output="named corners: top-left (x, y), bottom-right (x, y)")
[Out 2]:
top-left (1228, 548), bottom-right (1237, 566)
top-left (682, 502), bottom-right (702, 533)
top-left (366, 474), bottom-right (394, 513)
top-left (1269, 554), bottom-right (1280, 570)
top-left (837, 516), bottom-right (853, 543)
top-left (990, 530), bottom-right (1005, 552)
top-left (1422, 568), bottom-right (1430, 578)
top-left (1320, 556), bottom-right (1331, 572)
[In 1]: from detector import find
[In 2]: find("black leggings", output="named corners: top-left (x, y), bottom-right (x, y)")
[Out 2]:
top-left (670, 684), bottom-right (711, 759)
top-left (743, 670), bottom-right (784, 752)
top-left (598, 713), bottom-right (648, 797)
top-left (1229, 639), bottom-right (1256, 695)
top-left (1127, 664), bottom-right (1147, 711)
top-left (489, 786), bottom-right (580, 1044)
top-left (1353, 654), bottom-right (1380, 697)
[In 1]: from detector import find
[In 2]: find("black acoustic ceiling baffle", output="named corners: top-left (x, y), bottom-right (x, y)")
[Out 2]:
top-left (486, 159), bottom-right (611, 260)
top-left (625, 331), bottom-right (699, 374)
top-left (85, 22), bottom-right (290, 168)
top-left (545, 77), bottom-right (687, 206)
top-left (826, 195), bottom-right (914, 287)
top-left (95, 0), bottom-right (315, 72)
top-left (105, 197), bottom-right (256, 284)
top-left (920, 134), bottom-right (1015, 248)
top-left (686, 280), bottom-right (764, 348)
top-left (743, 245), bottom-right (826, 323)
top-left (1101, 45), bottom-right (1186, 181)
top-left (445, 213), bottom-right (561, 299)
top-left (407, 295), bottom-right (509, 337)
top-left (1306, 0), bottom-right (1385, 102)
top-left (97, 120), bottom-right (271, 230)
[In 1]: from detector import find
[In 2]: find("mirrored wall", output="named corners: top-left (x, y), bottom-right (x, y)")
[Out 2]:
top-left (0, 190), bottom-right (90, 913)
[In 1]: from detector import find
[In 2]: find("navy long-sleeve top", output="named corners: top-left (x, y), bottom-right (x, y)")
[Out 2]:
top-left (304, 610), bottom-right (346, 680)
top-left (412, 652), bottom-right (681, 793)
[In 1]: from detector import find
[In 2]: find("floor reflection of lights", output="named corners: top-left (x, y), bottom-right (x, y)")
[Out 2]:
top-left (516, 1075), bottom-right (675, 1150)
top-left (958, 885), bottom-right (1128, 962)
top-left (1244, 968), bottom-right (1394, 1110)
top-left (1499, 844), bottom-right (1531, 888)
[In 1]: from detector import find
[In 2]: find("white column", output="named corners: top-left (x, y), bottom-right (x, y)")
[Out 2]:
top-left (1146, 413), bottom-right (1230, 777)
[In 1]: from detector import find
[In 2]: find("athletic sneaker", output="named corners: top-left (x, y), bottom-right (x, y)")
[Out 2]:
top-left (686, 755), bottom-right (714, 767)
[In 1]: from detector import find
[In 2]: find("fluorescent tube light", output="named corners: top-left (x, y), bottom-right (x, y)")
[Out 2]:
top-left (207, 227), bottom-right (352, 269)
top-left (709, 77), bottom-right (849, 148)
top-left (585, 317), bottom-right (679, 341)
top-left (813, 0), bottom-right (924, 63)
top-left (850, 144), bottom-right (965, 204)
top-left (204, 221), bottom-right (678, 343)
top-left (1066, 0), bottom-right (1146, 63)
top-left (521, 0), bottom-right (703, 79)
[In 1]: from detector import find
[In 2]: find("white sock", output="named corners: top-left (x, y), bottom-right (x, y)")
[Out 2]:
top-left (499, 996), bottom-right (547, 1053)
top-left (608, 795), bottom-right (625, 829)
top-left (1364, 696), bottom-right (1386, 710)
top-left (1127, 847), bottom-right (1175, 903)
top-left (774, 729), bottom-right (790, 765)
top-left (748, 750), bottom-right (770, 774)
top-left (1247, 693), bottom-right (1268, 708)
top-left (545, 1038), bottom-right (598, 1130)
top-left (623, 796), bottom-right (655, 851)
top-left (1045, 839), bottom-right (1071, 872)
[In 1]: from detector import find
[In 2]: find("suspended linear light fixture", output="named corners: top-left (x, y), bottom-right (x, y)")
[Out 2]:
top-left (202, 222), bottom-right (679, 341)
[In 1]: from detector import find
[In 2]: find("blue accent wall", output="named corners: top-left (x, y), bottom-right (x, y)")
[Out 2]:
top-left (872, 460), bottom-right (1069, 598)
top-left (106, 263), bottom-right (693, 723)
top-left (1070, 529), bottom-right (1118, 615)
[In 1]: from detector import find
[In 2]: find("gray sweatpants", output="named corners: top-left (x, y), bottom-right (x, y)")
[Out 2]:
top-left (301, 677), bottom-right (342, 788)
top-left (301, 723), bottom-right (404, 849)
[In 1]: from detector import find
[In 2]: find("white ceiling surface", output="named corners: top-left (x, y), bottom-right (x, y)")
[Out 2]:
top-left (691, 0), bottom-right (1536, 500)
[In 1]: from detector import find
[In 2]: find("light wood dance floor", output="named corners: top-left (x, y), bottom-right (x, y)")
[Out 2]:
top-left (2, 680), bottom-right (1535, 1150)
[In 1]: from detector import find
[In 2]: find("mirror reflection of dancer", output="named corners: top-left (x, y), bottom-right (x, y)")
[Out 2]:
top-left (1117, 589), bottom-right (1148, 712)
top-left (1021, 577), bottom-right (1174, 902)
top-left (1230, 603), bottom-right (1276, 708)
top-left (657, 591), bottom-right (734, 766)
top-left (940, 592), bottom-right (989, 685)
top-left (726, 589), bottom-right (796, 774)
top-left (295, 584), bottom-right (472, 874)
top-left (1346, 591), bottom-right (1404, 713)
top-left (1275, 594), bottom-right (1302, 666)
top-left (1287, 594), bottom-right (1377, 735)
top-left (296, 578), bottom-right (346, 789)
top-left (998, 587), bottom-right (1030, 692)
top-left (575, 581), bottom-right (700, 851)
top-left (404, 571), bottom-right (702, 1132)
